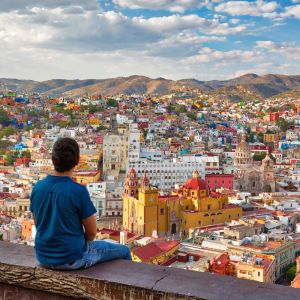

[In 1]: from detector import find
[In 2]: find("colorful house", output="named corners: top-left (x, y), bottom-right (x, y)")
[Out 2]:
top-left (131, 238), bottom-right (180, 265)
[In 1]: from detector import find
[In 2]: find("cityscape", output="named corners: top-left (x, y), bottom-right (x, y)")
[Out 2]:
top-left (1, 0), bottom-right (300, 299)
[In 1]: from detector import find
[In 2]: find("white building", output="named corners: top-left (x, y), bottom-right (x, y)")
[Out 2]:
top-left (127, 156), bottom-right (205, 192)
top-left (116, 114), bottom-right (129, 125)
top-left (87, 182), bottom-right (106, 218)
top-left (103, 133), bottom-right (128, 179)
top-left (128, 123), bottom-right (140, 162)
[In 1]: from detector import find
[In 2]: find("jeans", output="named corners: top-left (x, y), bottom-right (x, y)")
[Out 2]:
top-left (47, 240), bottom-right (132, 270)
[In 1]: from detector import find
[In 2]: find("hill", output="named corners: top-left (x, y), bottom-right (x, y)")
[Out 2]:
top-left (0, 74), bottom-right (300, 100)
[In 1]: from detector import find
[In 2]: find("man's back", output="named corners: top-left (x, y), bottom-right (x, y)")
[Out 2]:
top-left (30, 175), bottom-right (96, 266)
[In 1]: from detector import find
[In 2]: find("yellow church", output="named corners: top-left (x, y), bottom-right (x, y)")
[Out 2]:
top-left (123, 169), bottom-right (242, 237)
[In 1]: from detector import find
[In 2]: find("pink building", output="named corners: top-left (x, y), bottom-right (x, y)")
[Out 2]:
top-left (205, 174), bottom-right (234, 191)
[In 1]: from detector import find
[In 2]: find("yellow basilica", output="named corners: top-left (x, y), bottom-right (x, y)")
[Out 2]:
top-left (123, 169), bottom-right (242, 237)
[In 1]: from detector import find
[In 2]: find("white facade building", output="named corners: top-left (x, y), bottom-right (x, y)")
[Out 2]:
top-left (87, 182), bottom-right (107, 218)
top-left (128, 123), bottom-right (140, 162)
top-left (127, 156), bottom-right (205, 192)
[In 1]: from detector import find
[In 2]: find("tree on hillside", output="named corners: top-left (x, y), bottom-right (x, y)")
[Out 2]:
top-left (187, 112), bottom-right (197, 121)
top-left (276, 117), bottom-right (292, 131)
top-left (88, 105), bottom-right (103, 113)
top-left (0, 126), bottom-right (15, 138)
top-left (253, 152), bottom-right (276, 162)
top-left (0, 110), bottom-right (9, 124)
top-left (0, 140), bottom-right (13, 151)
top-left (107, 98), bottom-right (118, 107)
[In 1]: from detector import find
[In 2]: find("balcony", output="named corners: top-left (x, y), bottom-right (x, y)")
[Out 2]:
top-left (0, 241), bottom-right (299, 300)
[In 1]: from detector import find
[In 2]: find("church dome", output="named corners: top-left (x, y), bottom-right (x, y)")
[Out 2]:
top-left (236, 133), bottom-right (251, 154)
top-left (183, 170), bottom-right (207, 190)
top-left (234, 133), bottom-right (253, 167)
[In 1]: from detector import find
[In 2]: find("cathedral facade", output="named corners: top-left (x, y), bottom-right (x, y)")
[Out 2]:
top-left (234, 133), bottom-right (275, 195)
top-left (123, 169), bottom-right (242, 237)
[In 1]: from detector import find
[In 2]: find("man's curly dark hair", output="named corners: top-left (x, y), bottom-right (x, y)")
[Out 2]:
top-left (52, 138), bottom-right (80, 172)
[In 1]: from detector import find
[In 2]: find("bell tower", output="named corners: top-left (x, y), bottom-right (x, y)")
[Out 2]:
top-left (123, 168), bottom-right (139, 232)
top-left (138, 173), bottom-right (158, 236)
top-left (262, 153), bottom-right (275, 192)
top-left (124, 168), bottom-right (138, 198)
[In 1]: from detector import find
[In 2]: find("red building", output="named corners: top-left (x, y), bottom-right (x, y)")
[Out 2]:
top-left (15, 156), bottom-right (31, 167)
top-left (205, 174), bottom-right (234, 191)
top-left (208, 253), bottom-right (236, 276)
top-left (269, 112), bottom-right (284, 122)
top-left (138, 122), bottom-right (149, 130)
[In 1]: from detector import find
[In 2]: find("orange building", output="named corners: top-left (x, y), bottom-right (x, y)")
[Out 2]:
top-left (21, 219), bottom-right (35, 241)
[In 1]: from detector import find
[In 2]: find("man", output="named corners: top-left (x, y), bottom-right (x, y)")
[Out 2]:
top-left (30, 137), bottom-right (131, 270)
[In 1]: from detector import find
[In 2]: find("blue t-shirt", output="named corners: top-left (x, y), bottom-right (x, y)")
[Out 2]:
top-left (30, 175), bottom-right (97, 266)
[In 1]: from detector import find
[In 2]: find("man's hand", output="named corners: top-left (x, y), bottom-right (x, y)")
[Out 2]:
top-left (82, 215), bottom-right (97, 241)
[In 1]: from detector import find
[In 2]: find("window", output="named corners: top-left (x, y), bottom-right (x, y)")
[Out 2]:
top-left (160, 208), bottom-right (164, 215)
top-left (258, 271), bottom-right (260, 277)
top-left (208, 204), bottom-right (211, 210)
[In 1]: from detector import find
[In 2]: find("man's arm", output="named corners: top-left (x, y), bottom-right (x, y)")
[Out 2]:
top-left (82, 215), bottom-right (97, 241)
top-left (32, 214), bottom-right (36, 226)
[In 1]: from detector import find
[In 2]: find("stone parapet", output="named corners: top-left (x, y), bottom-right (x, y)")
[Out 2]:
top-left (0, 241), bottom-right (299, 300)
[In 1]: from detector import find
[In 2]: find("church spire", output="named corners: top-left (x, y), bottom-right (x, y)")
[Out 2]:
top-left (141, 173), bottom-right (150, 191)
top-left (124, 168), bottom-right (138, 198)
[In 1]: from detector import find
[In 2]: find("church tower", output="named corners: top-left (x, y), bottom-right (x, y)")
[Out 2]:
top-left (123, 168), bottom-right (139, 233)
top-left (124, 168), bottom-right (138, 198)
top-left (138, 173), bottom-right (158, 236)
top-left (262, 153), bottom-right (275, 192)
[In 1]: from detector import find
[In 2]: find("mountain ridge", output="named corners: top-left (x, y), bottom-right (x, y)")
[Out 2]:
top-left (1, 73), bottom-right (300, 101)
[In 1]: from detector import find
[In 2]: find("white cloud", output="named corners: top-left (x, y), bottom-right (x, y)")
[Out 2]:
top-left (215, 0), bottom-right (279, 18)
top-left (184, 47), bottom-right (259, 64)
top-left (134, 14), bottom-right (246, 35)
top-left (256, 40), bottom-right (300, 59)
top-left (0, 0), bottom-right (100, 12)
top-left (0, 1), bottom-right (298, 81)
top-left (144, 32), bottom-right (226, 57)
top-left (0, 8), bottom-right (246, 54)
top-left (113, 0), bottom-right (214, 13)
top-left (282, 4), bottom-right (300, 19)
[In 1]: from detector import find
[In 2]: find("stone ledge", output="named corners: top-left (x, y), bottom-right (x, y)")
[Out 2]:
top-left (0, 241), bottom-right (300, 300)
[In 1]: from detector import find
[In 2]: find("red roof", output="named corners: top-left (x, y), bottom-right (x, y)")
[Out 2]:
top-left (211, 254), bottom-right (230, 274)
top-left (183, 177), bottom-right (207, 190)
top-left (132, 239), bottom-right (179, 262)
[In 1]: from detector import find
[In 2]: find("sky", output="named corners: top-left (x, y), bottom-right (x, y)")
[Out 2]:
top-left (0, 0), bottom-right (299, 81)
